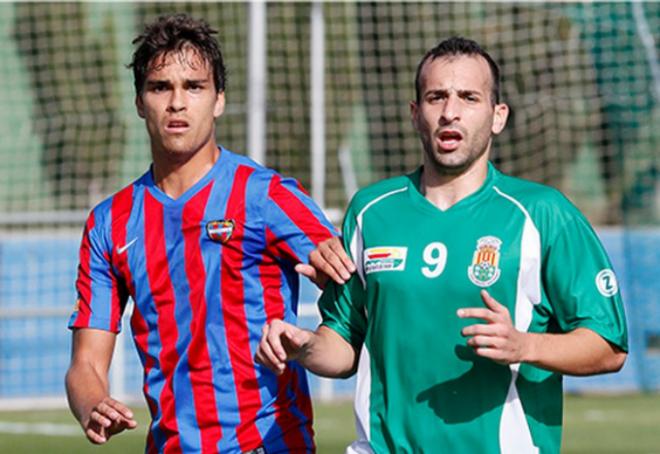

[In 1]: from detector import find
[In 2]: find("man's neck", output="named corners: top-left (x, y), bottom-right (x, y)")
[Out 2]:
top-left (151, 142), bottom-right (220, 200)
top-left (420, 155), bottom-right (489, 211)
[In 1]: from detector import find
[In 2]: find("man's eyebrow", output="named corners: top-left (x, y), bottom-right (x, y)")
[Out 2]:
top-left (145, 79), bottom-right (170, 85)
top-left (144, 78), bottom-right (210, 86)
top-left (424, 88), bottom-right (448, 95)
top-left (424, 88), bottom-right (483, 96)
top-left (457, 89), bottom-right (482, 96)
top-left (185, 78), bottom-right (211, 84)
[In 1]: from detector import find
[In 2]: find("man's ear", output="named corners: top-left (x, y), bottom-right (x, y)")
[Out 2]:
top-left (491, 103), bottom-right (509, 135)
top-left (410, 100), bottom-right (420, 132)
top-left (136, 95), bottom-right (145, 119)
top-left (214, 91), bottom-right (226, 119)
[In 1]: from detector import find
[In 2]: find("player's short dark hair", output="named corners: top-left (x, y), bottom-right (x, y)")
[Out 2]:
top-left (415, 37), bottom-right (501, 105)
top-left (129, 13), bottom-right (226, 95)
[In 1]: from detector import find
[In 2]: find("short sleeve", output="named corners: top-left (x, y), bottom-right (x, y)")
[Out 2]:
top-left (542, 210), bottom-right (628, 351)
top-left (263, 174), bottom-right (337, 264)
top-left (318, 204), bottom-right (368, 348)
top-left (68, 209), bottom-right (127, 333)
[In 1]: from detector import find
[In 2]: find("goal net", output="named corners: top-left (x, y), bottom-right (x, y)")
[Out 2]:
top-left (0, 2), bottom-right (658, 407)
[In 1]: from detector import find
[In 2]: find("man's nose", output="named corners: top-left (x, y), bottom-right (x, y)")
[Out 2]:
top-left (167, 88), bottom-right (186, 112)
top-left (440, 95), bottom-right (460, 123)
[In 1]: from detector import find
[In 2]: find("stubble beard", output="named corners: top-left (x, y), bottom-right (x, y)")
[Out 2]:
top-left (422, 130), bottom-right (492, 177)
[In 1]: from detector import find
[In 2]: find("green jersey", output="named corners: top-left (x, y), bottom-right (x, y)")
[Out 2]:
top-left (319, 164), bottom-right (627, 454)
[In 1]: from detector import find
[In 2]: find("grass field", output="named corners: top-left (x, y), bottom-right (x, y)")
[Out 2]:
top-left (0, 394), bottom-right (658, 453)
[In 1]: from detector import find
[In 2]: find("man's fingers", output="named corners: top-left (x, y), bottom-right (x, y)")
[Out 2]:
top-left (480, 290), bottom-right (507, 313)
top-left (257, 320), bottom-right (311, 375)
top-left (122, 419), bottom-right (138, 429)
top-left (318, 246), bottom-right (353, 282)
top-left (98, 399), bottom-right (136, 428)
top-left (256, 338), bottom-right (285, 374)
top-left (283, 326), bottom-right (310, 351)
top-left (96, 402), bottom-right (122, 425)
top-left (266, 325), bottom-right (289, 362)
top-left (85, 426), bottom-right (107, 444)
top-left (309, 250), bottom-right (345, 285)
top-left (457, 307), bottom-right (497, 322)
top-left (326, 237), bottom-right (356, 273)
top-left (461, 323), bottom-right (502, 337)
top-left (106, 398), bottom-right (135, 421)
top-left (473, 346), bottom-right (506, 362)
top-left (295, 263), bottom-right (329, 289)
top-left (458, 292), bottom-right (510, 322)
top-left (89, 410), bottom-right (112, 429)
top-left (84, 397), bottom-right (136, 444)
top-left (294, 263), bottom-right (316, 280)
top-left (466, 335), bottom-right (504, 349)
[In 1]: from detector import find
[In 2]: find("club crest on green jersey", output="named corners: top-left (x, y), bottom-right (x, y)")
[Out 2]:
top-left (364, 247), bottom-right (407, 274)
top-left (467, 236), bottom-right (502, 287)
top-left (206, 220), bottom-right (235, 244)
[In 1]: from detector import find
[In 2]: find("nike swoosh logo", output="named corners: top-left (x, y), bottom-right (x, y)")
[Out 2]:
top-left (116, 238), bottom-right (138, 255)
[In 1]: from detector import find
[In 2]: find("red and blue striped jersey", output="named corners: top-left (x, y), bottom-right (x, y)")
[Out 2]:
top-left (69, 148), bottom-right (337, 453)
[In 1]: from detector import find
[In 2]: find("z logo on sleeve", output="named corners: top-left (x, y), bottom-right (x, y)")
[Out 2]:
top-left (596, 269), bottom-right (618, 297)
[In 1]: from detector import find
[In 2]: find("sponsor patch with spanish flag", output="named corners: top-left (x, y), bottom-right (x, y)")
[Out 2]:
top-left (364, 246), bottom-right (408, 274)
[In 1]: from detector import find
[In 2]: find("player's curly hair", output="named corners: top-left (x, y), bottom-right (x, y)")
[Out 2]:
top-left (415, 36), bottom-right (501, 105)
top-left (129, 13), bottom-right (226, 95)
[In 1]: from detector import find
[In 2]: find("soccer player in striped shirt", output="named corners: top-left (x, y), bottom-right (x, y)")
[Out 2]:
top-left (257, 37), bottom-right (628, 453)
top-left (66, 14), bottom-right (350, 453)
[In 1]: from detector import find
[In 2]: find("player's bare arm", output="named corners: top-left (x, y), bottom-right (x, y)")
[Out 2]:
top-left (295, 236), bottom-right (356, 288)
top-left (65, 329), bottom-right (137, 444)
top-left (256, 320), bottom-right (358, 378)
top-left (458, 290), bottom-right (626, 375)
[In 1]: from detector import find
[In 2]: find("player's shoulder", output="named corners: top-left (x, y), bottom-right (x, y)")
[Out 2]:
top-left (348, 173), bottom-right (412, 215)
top-left (87, 173), bottom-right (148, 233)
top-left (219, 147), bottom-right (281, 186)
top-left (492, 169), bottom-right (587, 227)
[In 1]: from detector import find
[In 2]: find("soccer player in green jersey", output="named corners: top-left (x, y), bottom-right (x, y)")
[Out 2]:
top-left (257, 37), bottom-right (627, 453)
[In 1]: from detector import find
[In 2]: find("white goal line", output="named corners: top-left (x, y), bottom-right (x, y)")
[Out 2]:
top-left (0, 421), bottom-right (80, 437)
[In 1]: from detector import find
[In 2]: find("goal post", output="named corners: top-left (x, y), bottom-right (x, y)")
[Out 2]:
top-left (1, 2), bottom-right (659, 409)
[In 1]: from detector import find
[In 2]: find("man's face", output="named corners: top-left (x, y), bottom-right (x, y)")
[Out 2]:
top-left (136, 47), bottom-right (225, 161)
top-left (411, 55), bottom-right (508, 176)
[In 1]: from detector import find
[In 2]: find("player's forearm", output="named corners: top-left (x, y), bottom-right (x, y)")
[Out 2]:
top-left (65, 361), bottom-right (110, 426)
top-left (298, 326), bottom-right (358, 378)
top-left (522, 328), bottom-right (626, 376)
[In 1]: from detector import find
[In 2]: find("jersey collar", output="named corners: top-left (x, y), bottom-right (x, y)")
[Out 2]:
top-left (142, 146), bottom-right (230, 206)
top-left (407, 162), bottom-right (499, 214)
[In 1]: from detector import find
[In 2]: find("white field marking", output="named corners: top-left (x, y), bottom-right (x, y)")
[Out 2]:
top-left (582, 409), bottom-right (625, 422)
top-left (0, 421), bottom-right (80, 436)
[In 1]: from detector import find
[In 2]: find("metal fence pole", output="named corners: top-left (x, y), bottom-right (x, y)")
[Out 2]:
top-left (247, 1), bottom-right (267, 164)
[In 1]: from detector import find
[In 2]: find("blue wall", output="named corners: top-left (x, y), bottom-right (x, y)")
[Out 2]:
top-left (0, 228), bottom-right (658, 401)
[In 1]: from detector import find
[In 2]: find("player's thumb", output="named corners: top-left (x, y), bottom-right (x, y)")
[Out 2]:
top-left (295, 263), bottom-right (316, 279)
top-left (283, 326), bottom-right (308, 352)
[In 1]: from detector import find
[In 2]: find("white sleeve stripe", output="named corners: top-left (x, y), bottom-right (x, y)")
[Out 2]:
top-left (492, 186), bottom-right (532, 220)
top-left (351, 186), bottom-right (408, 289)
top-left (356, 187), bottom-right (408, 220)
top-left (350, 224), bottom-right (366, 287)
top-left (492, 185), bottom-right (542, 307)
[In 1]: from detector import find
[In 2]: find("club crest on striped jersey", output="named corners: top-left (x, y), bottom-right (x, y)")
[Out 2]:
top-left (364, 247), bottom-right (407, 274)
top-left (467, 236), bottom-right (502, 287)
top-left (206, 220), bottom-right (235, 244)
